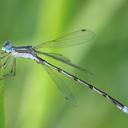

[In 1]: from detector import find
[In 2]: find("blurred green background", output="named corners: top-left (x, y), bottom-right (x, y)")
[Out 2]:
top-left (0, 0), bottom-right (128, 128)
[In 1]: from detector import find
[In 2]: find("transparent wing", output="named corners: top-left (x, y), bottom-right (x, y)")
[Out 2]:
top-left (42, 64), bottom-right (76, 104)
top-left (36, 50), bottom-right (70, 62)
top-left (34, 29), bottom-right (95, 49)
top-left (36, 50), bottom-right (92, 74)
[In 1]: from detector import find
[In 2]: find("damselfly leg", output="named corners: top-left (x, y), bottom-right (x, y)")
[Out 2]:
top-left (0, 56), bottom-right (16, 80)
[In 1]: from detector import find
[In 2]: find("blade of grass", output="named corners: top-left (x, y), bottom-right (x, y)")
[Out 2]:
top-left (0, 74), bottom-right (5, 128)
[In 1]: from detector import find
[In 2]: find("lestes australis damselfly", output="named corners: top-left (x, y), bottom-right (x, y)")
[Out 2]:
top-left (0, 29), bottom-right (128, 113)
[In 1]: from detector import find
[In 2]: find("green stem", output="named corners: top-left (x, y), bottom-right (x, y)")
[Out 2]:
top-left (0, 74), bottom-right (5, 128)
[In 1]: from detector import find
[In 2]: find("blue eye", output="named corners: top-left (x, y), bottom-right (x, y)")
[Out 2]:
top-left (2, 41), bottom-right (12, 53)
top-left (3, 41), bottom-right (12, 47)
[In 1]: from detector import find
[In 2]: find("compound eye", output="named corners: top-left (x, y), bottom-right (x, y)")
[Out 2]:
top-left (4, 41), bottom-right (11, 47)
top-left (2, 41), bottom-right (12, 53)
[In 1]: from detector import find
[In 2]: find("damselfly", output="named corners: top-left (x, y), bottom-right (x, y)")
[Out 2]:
top-left (0, 29), bottom-right (128, 113)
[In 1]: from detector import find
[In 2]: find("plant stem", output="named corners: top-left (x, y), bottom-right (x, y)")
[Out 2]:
top-left (0, 73), bottom-right (5, 128)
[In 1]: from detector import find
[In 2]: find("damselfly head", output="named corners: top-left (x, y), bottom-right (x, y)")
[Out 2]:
top-left (2, 41), bottom-right (13, 53)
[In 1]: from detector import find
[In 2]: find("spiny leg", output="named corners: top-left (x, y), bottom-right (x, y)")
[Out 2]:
top-left (0, 55), bottom-right (11, 69)
top-left (0, 53), bottom-right (9, 67)
top-left (0, 59), bottom-right (16, 80)
top-left (11, 58), bottom-right (16, 76)
top-left (3, 57), bottom-right (10, 69)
